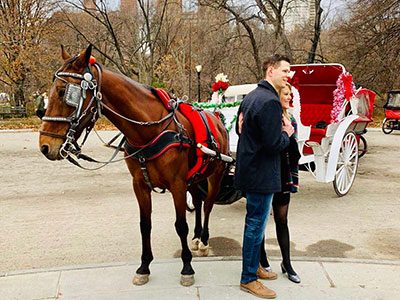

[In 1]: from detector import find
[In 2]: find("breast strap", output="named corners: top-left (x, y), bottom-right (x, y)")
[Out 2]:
top-left (124, 130), bottom-right (192, 161)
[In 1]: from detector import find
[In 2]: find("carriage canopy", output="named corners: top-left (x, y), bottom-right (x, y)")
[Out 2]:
top-left (384, 90), bottom-right (400, 110)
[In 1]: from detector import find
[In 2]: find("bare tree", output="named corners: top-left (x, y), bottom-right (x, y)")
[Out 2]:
top-left (0, 0), bottom-right (56, 106)
top-left (59, 0), bottom-right (171, 84)
top-left (325, 0), bottom-right (400, 93)
top-left (307, 0), bottom-right (323, 63)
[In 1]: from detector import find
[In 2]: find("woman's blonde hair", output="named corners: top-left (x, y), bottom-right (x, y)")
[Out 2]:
top-left (280, 82), bottom-right (292, 119)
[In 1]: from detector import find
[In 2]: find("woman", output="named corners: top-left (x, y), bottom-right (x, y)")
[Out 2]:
top-left (259, 83), bottom-right (301, 284)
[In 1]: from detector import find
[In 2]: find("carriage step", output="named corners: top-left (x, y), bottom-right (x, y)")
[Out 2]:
top-left (305, 141), bottom-right (324, 156)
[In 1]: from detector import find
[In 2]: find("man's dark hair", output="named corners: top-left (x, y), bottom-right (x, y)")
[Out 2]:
top-left (262, 54), bottom-right (291, 74)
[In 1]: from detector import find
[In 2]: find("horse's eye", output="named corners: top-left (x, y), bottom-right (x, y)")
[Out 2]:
top-left (58, 89), bottom-right (65, 97)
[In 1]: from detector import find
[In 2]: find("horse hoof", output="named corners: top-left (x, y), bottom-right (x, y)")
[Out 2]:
top-left (132, 274), bottom-right (149, 285)
top-left (198, 241), bottom-right (209, 256)
top-left (190, 238), bottom-right (200, 251)
top-left (180, 274), bottom-right (195, 286)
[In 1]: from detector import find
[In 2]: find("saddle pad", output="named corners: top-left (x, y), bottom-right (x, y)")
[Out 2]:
top-left (153, 88), bottom-right (220, 181)
top-left (178, 103), bottom-right (220, 180)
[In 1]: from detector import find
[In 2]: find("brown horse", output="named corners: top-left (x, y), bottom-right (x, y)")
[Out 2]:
top-left (39, 45), bottom-right (230, 286)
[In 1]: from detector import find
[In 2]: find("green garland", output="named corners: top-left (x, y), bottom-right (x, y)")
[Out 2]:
top-left (226, 114), bottom-right (237, 133)
top-left (192, 101), bottom-right (241, 109)
top-left (191, 101), bottom-right (241, 133)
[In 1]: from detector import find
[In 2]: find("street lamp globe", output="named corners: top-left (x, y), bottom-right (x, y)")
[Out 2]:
top-left (195, 65), bottom-right (202, 102)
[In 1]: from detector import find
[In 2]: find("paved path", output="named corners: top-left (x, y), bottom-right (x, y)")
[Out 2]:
top-left (1, 129), bottom-right (400, 299)
top-left (1, 257), bottom-right (400, 300)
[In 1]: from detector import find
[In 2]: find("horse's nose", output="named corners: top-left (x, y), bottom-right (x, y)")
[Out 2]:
top-left (40, 144), bottom-right (50, 156)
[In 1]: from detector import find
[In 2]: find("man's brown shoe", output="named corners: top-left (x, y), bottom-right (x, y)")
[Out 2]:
top-left (257, 267), bottom-right (278, 280)
top-left (240, 280), bottom-right (277, 299)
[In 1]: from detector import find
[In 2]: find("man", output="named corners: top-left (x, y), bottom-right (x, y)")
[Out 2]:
top-left (235, 54), bottom-right (294, 299)
top-left (35, 92), bottom-right (48, 119)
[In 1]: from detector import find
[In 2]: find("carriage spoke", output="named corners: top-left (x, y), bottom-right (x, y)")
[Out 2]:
top-left (336, 164), bottom-right (345, 176)
top-left (342, 169), bottom-right (349, 191)
top-left (334, 132), bottom-right (359, 196)
top-left (338, 168), bottom-right (346, 190)
top-left (345, 168), bottom-right (351, 185)
top-left (348, 151), bottom-right (357, 161)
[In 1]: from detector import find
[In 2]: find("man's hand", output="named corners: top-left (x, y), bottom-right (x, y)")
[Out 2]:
top-left (238, 112), bottom-right (243, 134)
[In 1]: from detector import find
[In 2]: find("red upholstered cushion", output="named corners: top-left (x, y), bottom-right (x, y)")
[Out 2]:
top-left (301, 104), bottom-right (333, 126)
top-left (300, 104), bottom-right (331, 155)
top-left (303, 127), bottom-right (327, 154)
top-left (385, 110), bottom-right (400, 119)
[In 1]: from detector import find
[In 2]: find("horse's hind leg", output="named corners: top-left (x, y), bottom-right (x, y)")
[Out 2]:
top-left (131, 180), bottom-right (153, 286)
top-left (188, 184), bottom-right (204, 251)
top-left (170, 181), bottom-right (195, 286)
top-left (198, 167), bottom-right (225, 256)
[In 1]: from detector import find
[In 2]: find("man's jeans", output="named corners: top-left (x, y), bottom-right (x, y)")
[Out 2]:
top-left (241, 192), bottom-right (273, 284)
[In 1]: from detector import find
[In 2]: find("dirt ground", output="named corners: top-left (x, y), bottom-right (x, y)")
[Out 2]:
top-left (1, 129), bottom-right (400, 274)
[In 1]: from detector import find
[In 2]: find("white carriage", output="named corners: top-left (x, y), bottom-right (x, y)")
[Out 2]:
top-left (208, 64), bottom-right (376, 197)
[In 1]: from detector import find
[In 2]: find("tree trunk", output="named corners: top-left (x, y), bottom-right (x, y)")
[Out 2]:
top-left (308, 1), bottom-right (323, 63)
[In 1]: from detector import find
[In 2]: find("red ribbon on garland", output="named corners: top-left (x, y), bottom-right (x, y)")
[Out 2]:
top-left (342, 73), bottom-right (353, 100)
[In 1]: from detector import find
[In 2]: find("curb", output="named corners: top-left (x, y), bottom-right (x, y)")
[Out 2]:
top-left (2, 256), bottom-right (400, 278)
top-left (0, 129), bottom-right (35, 133)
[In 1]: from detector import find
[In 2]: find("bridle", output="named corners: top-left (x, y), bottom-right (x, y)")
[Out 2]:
top-left (40, 60), bottom-right (103, 159)
top-left (39, 58), bottom-right (182, 170)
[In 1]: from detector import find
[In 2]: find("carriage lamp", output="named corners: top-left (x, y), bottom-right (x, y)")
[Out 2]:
top-left (195, 65), bottom-right (202, 102)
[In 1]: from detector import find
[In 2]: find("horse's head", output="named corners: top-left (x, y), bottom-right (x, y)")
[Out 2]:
top-left (39, 45), bottom-right (101, 160)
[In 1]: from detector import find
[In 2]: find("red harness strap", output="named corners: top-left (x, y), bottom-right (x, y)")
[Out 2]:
top-left (154, 88), bottom-right (174, 111)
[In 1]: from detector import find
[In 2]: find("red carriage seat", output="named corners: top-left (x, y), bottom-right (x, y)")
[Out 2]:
top-left (290, 64), bottom-right (344, 155)
top-left (385, 109), bottom-right (400, 119)
top-left (298, 86), bottom-right (336, 154)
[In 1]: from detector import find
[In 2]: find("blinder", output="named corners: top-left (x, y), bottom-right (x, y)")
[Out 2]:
top-left (64, 83), bottom-right (82, 108)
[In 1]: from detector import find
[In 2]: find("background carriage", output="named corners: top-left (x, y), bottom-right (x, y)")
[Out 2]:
top-left (200, 63), bottom-right (376, 200)
top-left (382, 90), bottom-right (400, 134)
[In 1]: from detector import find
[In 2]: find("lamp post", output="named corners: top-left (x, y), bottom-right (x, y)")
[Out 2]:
top-left (195, 65), bottom-right (202, 102)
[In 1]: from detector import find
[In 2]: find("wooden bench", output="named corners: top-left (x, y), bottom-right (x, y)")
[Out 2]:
top-left (0, 106), bottom-right (27, 119)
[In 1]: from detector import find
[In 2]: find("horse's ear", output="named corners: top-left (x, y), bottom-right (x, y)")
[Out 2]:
top-left (74, 44), bottom-right (93, 67)
top-left (61, 45), bottom-right (71, 61)
top-left (84, 44), bottom-right (92, 64)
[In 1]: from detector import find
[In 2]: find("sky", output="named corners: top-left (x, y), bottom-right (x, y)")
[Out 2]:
top-left (105, 0), bottom-right (350, 20)
top-left (321, 0), bottom-right (349, 18)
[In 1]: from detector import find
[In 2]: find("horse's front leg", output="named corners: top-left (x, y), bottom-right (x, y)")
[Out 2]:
top-left (170, 181), bottom-right (195, 286)
top-left (131, 178), bottom-right (153, 286)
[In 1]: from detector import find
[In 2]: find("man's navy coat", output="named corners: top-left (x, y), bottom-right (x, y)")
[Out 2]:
top-left (234, 80), bottom-right (290, 194)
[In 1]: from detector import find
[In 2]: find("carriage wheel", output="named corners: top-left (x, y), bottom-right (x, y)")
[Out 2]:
top-left (358, 135), bottom-right (367, 158)
top-left (333, 131), bottom-right (359, 197)
top-left (382, 118), bottom-right (393, 134)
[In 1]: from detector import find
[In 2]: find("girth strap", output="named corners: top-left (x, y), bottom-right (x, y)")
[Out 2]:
top-left (138, 157), bottom-right (165, 193)
top-left (125, 130), bottom-right (192, 193)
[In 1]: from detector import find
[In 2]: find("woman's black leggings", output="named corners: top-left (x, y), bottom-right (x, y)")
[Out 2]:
top-left (260, 192), bottom-right (295, 274)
